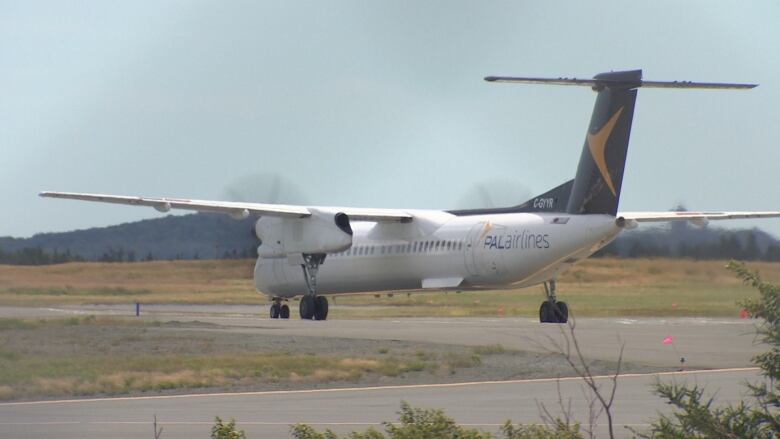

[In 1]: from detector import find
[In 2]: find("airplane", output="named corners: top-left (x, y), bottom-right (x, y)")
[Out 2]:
top-left (40, 69), bottom-right (780, 324)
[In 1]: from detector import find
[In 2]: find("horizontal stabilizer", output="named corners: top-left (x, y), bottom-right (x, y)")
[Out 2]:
top-left (618, 211), bottom-right (780, 227)
top-left (485, 75), bottom-right (757, 90)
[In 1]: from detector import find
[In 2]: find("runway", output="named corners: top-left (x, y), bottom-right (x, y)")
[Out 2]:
top-left (0, 305), bottom-right (765, 438)
top-left (0, 304), bottom-right (763, 368)
top-left (0, 368), bottom-right (761, 438)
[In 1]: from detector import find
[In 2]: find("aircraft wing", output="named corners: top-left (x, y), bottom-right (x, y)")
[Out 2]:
top-left (38, 191), bottom-right (413, 223)
top-left (619, 211), bottom-right (780, 225)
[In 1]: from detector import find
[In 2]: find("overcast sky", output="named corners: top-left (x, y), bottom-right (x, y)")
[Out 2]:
top-left (3, 1), bottom-right (780, 238)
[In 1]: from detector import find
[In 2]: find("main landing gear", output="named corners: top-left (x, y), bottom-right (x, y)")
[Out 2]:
top-left (539, 280), bottom-right (568, 324)
top-left (298, 253), bottom-right (329, 321)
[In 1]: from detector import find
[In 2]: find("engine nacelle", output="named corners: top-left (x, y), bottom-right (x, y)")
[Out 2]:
top-left (254, 209), bottom-right (353, 258)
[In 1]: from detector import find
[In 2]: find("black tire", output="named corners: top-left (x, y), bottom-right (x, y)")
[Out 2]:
top-left (314, 296), bottom-right (329, 321)
top-left (280, 304), bottom-right (290, 319)
top-left (299, 296), bottom-right (315, 320)
top-left (270, 303), bottom-right (280, 319)
top-left (539, 301), bottom-right (551, 323)
top-left (555, 301), bottom-right (569, 323)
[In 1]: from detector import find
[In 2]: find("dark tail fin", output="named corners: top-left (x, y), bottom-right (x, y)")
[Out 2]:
top-left (565, 70), bottom-right (640, 215)
top-left (467, 69), bottom-right (756, 217)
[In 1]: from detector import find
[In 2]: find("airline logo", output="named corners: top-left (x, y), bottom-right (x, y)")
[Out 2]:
top-left (587, 106), bottom-right (624, 196)
top-left (483, 230), bottom-right (550, 250)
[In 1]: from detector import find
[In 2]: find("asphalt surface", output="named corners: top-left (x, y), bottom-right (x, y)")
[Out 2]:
top-left (0, 304), bottom-right (762, 368)
top-left (0, 368), bottom-right (762, 438)
top-left (0, 305), bottom-right (766, 438)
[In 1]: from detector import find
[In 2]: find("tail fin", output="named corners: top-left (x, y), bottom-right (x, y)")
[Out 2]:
top-left (485, 69), bottom-right (755, 216)
top-left (566, 70), bottom-right (640, 215)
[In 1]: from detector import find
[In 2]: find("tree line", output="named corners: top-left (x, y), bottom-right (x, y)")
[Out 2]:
top-left (595, 230), bottom-right (780, 261)
top-left (0, 245), bottom-right (259, 265)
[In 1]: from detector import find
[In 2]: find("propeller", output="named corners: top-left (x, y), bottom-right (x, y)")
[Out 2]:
top-left (454, 178), bottom-right (532, 209)
top-left (222, 173), bottom-right (309, 205)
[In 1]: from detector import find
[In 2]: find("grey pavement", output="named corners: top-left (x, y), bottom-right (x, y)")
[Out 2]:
top-left (0, 368), bottom-right (762, 439)
top-left (0, 305), bottom-right (766, 438)
top-left (0, 305), bottom-right (762, 369)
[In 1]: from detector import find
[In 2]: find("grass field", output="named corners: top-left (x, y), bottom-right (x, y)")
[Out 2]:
top-left (1, 258), bottom-right (779, 317)
top-left (0, 316), bottom-right (505, 401)
top-left (0, 257), bottom-right (769, 401)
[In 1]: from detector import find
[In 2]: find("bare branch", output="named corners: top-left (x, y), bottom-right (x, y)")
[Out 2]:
top-left (153, 414), bottom-right (163, 439)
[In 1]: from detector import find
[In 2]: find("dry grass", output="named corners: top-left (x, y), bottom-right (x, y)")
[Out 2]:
top-left (0, 260), bottom-right (257, 305)
top-left (0, 317), bottom-right (495, 401)
top-left (331, 259), bottom-right (780, 318)
top-left (2, 258), bottom-right (780, 317)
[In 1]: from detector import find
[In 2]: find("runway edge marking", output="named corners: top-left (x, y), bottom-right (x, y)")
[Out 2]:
top-left (0, 367), bottom-right (760, 407)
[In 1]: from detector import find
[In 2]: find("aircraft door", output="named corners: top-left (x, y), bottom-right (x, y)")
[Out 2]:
top-left (465, 221), bottom-right (507, 279)
top-left (464, 223), bottom-right (482, 276)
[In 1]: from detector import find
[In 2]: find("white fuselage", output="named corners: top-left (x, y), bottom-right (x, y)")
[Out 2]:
top-left (254, 210), bottom-right (621, 298)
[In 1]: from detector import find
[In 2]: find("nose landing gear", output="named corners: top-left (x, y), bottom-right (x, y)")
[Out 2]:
top-left (539, 280), bottom-right (568, 324)
top-left (270, 298), bottom-right (290, 319)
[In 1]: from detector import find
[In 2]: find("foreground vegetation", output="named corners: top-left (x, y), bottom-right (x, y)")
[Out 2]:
top-left (291, 401), bottom-right (582, 439)
top-left (2, 258), bottom-right (780, 317)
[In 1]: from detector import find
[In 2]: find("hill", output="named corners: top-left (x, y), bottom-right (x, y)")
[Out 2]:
top-left (0, 214), bottom-right (257, 262)
top-left (1, 213), bottom-right (779, 264)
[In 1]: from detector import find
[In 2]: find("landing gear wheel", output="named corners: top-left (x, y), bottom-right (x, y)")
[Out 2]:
top-left (539, 302), bottom-right (552, 323)
top-left (300, 295), bottom-right (315, 319)
top-left (280, 304), bottom-right (290, 319)
top-left (270, 303), bottom-right (281, 319)
top-left (554, 301), bottom-right (569, 323)
top-left (314, 296), bottom-right (329, 321)
top-left (539, 280), bottom-right (568, 324)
